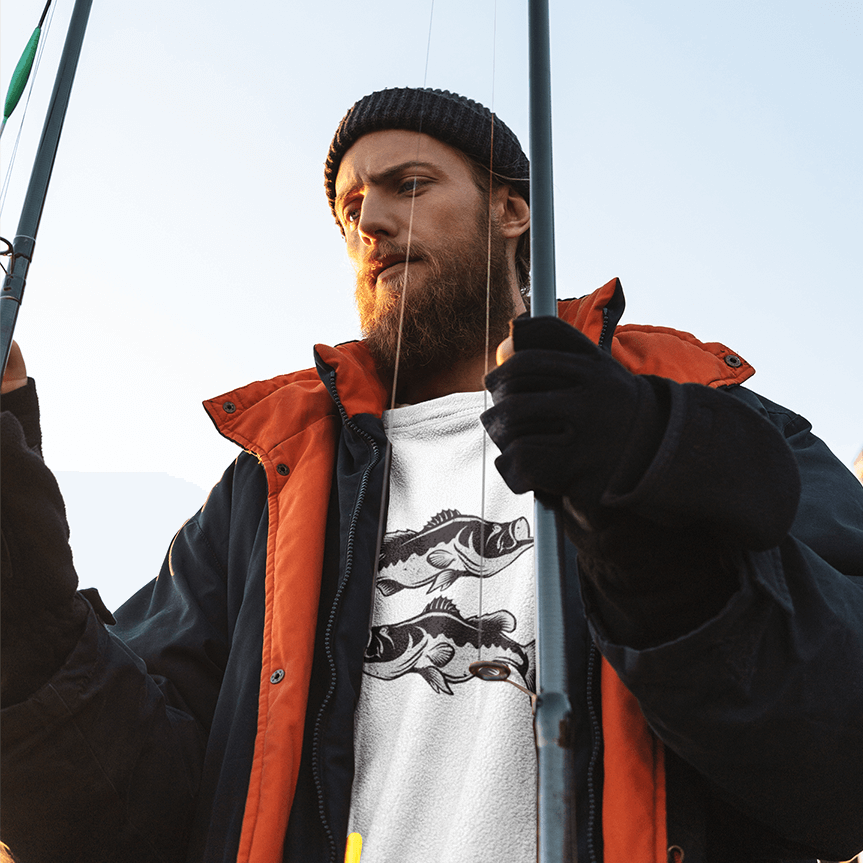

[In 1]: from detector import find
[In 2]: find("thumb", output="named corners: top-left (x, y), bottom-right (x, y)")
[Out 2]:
top-left (1, 342), bottom-right (27, 395)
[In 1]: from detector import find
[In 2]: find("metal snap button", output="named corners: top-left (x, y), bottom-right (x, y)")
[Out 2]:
top-left (270, 669), bottom-right (285, 684)
top-left (724, 354), bottom-right (742, 368)
top-left (223, 401), bottom-right (236, 413)
top-left (276, 463), bottom-right (290, 476)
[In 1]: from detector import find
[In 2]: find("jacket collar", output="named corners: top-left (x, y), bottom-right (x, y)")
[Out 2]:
top-left (204, 277), bottom-right (754, 456)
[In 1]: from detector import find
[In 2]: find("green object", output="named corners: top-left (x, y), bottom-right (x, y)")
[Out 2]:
top-left (4, 27), bottom-right (42, 121)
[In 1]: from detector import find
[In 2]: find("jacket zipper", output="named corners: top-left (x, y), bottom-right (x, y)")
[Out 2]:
top-left (585, 640), bottom-right (602, 863)
top-left (598, 306), bottom-right (611, 353)
top-left (311, 369), bottom-right (382, 863)
top-left (586, 302), bottom-right (611, 862)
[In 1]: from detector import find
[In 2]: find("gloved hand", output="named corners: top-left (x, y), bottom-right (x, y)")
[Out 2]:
top-left (481, 315), bottom-right (800, 551)
top-left (481, 315), bottom-right (802, 648)
top-left (1, 409), bottom-right (88, 706)
top-left (481, 315), bottom-right (667, 516)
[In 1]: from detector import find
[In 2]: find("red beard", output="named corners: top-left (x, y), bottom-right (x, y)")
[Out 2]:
top-left (355, 210), bottom-right (515, 386)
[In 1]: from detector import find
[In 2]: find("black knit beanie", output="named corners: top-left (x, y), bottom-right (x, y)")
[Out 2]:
top-left (325, 87), bottom-right (530, 226)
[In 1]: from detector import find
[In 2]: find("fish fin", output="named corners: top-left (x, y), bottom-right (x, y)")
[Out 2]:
top-left (380, 530), bottom-right (413, 561)
top-left (423, 596), bottom-right (459, 615)
top-left (479, 609), bottom-right (517, 635)
top-left (376, 578), bottom-right (402, 597)
top-left (427, 642), bottom-right (455, 668)
top-left (427, 549), bottom-right (457, 570)
top-left (422, 509), bottom-right (463, 530)
top-left (427, 569), bottom-right (462, 593)
top-left (419, 666), bottom-right (454, 695)
top-left (523, 640), bottom-right (537, 692)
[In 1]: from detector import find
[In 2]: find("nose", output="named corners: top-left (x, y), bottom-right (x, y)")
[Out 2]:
top-left (356, 190), bottom-right (398, 246)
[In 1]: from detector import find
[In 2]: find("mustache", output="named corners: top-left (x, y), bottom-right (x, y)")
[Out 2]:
top-left (356, 242), bottom-right (430, 286)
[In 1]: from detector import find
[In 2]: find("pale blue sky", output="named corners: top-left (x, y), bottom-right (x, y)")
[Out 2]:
top-left (2, 0), bottom-right (861, 606)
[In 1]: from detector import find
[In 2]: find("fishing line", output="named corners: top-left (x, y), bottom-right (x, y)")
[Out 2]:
top-left (0, 0), bottom-right (59, 220)
top-left (367, 0), bottom-right (522, 702)
top-left (476, 0), bottom-right (499, 667)
top-left (387, 0), bottom-right (436, 413)
top-left (369, 0), bottom-right (436, 615)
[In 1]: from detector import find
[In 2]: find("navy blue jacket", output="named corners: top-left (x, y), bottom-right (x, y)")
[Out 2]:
top-left (2, 282), bottom-right (862, 863)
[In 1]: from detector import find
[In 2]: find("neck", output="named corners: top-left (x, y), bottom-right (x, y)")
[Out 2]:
top-left (394, 349), bottom-right (497, 405)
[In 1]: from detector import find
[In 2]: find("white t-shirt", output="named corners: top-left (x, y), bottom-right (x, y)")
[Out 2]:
top-left (347, 391), bottom-right (537, 863)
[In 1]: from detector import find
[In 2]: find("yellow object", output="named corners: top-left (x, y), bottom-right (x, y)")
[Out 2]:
top-left (344, 832), bottom-right (362, 863)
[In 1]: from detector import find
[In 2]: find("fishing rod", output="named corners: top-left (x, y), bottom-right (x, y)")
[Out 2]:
top-left (1, 0), bottom-right (94, 378)
top-left (470, 2), bottom-right (577, 860)
top-left (525, 2), bottom-right (577, 861)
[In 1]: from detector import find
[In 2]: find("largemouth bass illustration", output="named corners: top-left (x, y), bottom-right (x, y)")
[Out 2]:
top-left (377, 509), bottom-right (533, 596)
top-left (364, 596), bottom-right (536, 696)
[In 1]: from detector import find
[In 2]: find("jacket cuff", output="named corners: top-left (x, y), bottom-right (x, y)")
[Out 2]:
top-left (601, 382), bottom-right (801, 550)
top-left (572, 513), bottom-right (741, 648)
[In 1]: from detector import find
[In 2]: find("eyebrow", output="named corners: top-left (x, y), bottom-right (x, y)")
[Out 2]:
top-left (335, 160), bottom-right (439, 211)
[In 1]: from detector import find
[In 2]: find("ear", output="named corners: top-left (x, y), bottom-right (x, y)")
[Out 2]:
top-left (494, 187), bottom-right (530, 240)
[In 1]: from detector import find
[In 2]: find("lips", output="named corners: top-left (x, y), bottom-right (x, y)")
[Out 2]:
top-left (366, 252), bottom-right (423, 285)
top-left (374, 254), bottom-right (407, 278)
top-left (376, 258), bottom-right (405, 279)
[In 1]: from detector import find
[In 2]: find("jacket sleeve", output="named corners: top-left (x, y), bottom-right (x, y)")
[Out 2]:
top-left (0, 446), bottom-right (264, 863)
top-left (586, 388), bottom-right (863, 860)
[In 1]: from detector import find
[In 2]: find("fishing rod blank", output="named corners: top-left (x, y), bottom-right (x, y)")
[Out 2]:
top-left (528, 1), bottom-right (578, 861)
top-left (1, 0), bottom-right (94, 378)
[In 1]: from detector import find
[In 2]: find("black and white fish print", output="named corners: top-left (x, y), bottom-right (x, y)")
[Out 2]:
top-left (363, 596), bottom-right (536, 696)
top-left (377, 509), bottom-right (533, 596)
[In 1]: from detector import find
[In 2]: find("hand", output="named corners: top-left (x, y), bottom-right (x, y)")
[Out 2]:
top-left (483, 315), bottom-right (800, 552)
top-left (1, 341), bottom-right (28, 394)
top-left (481, 316), bottom-right (665, 514)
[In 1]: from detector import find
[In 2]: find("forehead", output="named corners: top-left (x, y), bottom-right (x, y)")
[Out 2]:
top-left (335, 130), bottom-right (471, 196)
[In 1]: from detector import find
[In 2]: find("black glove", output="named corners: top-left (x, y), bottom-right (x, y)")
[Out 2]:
top-left (482, 315), bottom-right (801, 647)
top-left (481, 315), bottom-right (800, 551)
top-left (1, 409), bottom-right (88, 707)
top-left (481, 315), bottom-right (667, 515)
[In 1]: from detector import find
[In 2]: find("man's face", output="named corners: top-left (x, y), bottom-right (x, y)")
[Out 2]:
top-left (334, 130), bottom-right (516, 380)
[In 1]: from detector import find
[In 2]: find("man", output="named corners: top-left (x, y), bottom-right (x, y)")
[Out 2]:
top-left (2, 88), bottom-right (862, 863)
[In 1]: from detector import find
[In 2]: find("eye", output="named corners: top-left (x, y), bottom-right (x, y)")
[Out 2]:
top-left (342, 203), bottom-right (361, 226)
top-left (398, 177), bottom-right (425, 195)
